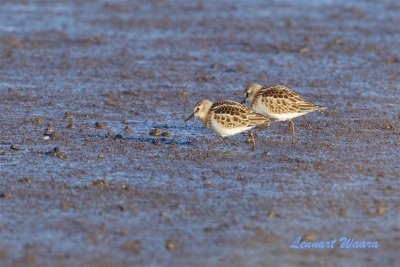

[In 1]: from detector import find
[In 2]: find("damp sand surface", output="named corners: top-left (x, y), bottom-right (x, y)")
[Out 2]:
top-left (0, 1), bottom-right (400, 266)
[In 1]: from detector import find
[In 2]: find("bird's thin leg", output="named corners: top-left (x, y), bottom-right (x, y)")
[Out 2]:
top-left (289, 120), bottom-right (296, 144)
top-left (247, 123), bottom-right (271, 150)
top-left (250, 131), bottom-right (256, 150)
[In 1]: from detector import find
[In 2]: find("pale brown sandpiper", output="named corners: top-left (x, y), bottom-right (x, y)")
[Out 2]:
top-left (185, 99), bottom-right (276, 150)
top-left (242, 83), bottom-right (325, 143)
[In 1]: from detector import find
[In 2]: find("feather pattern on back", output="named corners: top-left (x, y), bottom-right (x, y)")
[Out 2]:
top-left (206, 101), bottom-right (275, 136)
top-left (255, 85), bottom-right (325, 116)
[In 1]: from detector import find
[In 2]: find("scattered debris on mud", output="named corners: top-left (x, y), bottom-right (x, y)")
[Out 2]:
top-left (45, 147), bottom-right (68, 159)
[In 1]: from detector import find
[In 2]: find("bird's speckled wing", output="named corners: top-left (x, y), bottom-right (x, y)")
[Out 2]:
top-left (256, 85), bottom-right (323, 114)
top-left (208, 101), bottom-right (275, 129)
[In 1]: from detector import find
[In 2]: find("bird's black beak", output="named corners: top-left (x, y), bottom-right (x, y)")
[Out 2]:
top-left (184, 113), bottom-right (194, 122)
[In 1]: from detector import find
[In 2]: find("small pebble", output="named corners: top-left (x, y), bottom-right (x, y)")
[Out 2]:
top-left (18, 178), bottom-right (33, 184)
top-left (32, 117), bottom-right (43, 125)
top-left (268, 210), bottom-right (276, 218)
top-left (152, 139), bottom-right (161, 145)
top-left (165, 240), bottom-right (175, 251)
top-left (149, 128), bottom-right (162, 136)
top-left (384, 122), bottom-right (393, 130)
top-left (44, 126), bottom-right (58, 140)
top-left (124, 126), bottom-right (131, 134)
top-left (98, 153), bottom-right (105, 159)
top-left (95, 122), bottom-right (107, 129)
top-left (263, 151), bottom-right (271, 157)
top-left (45, 147), bottom-right (68, 159)
top-left (303, 233), bottom-right (316, 242)
top-left (339, 208), bottom-right (348, 217)
top-left (162, 131), bottom-right (171, 137)
top-left (122, 119), bottom-right (128, 125)
top-left (204, 180), bottom-right (212, 186)
top-left (10, 145), bottom-right (20, 151)
top-left (120, 184), bottom-right (130, 190)
top-left (210, 63), bottom-right (219, 69)
top-left (57, 152), bottom-right (68, 159)
top-left (377, 206), bottom-right (385, 216)
top-left (0, 192), bottom-right (12, 199)
top-left (64, 112), bottom-right (73, 119)
top-left (114, 134), bottom-right (123, 140)
top-left (91, 179), bottom-right (109, 186)
top-left (168, 144), bottom-right (177, 150)
top-left (123, 240), bottom-right (142, 253)
top-left (67, 122), bottom-right (75, 129)
top-left (299, 47), bottom-right (308, 53)
top-left (44, 126), bottom-right (55, 136)
top-left (107, 130), bottom-right (115, 137)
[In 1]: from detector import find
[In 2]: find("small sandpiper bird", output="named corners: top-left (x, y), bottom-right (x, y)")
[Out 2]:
top-left (242, 83), bottom-right (325, 143)
top-left (185, 99), bottom-right (276, 150)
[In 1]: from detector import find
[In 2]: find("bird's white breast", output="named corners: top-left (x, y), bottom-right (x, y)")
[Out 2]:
top-left (209, 118), bottom-right (254, 137)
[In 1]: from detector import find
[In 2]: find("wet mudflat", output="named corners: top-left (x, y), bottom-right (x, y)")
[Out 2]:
top-left (0, 0), bottom-right (399, 266)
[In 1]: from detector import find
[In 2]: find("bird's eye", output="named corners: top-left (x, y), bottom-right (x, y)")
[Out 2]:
top-left (196, 108), bottom-right (200, 112)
